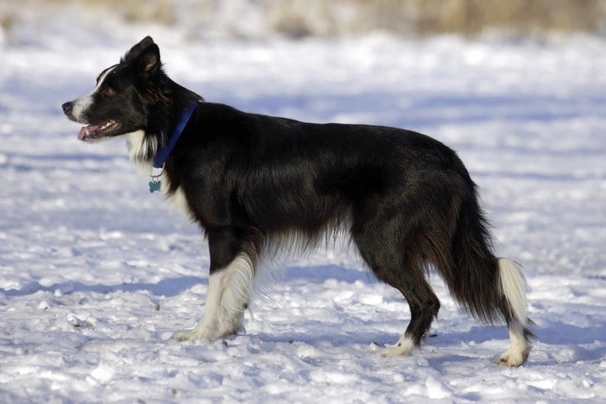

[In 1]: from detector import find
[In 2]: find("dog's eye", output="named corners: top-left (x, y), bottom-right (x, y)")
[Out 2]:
top-left (104, 87), bottom-right (116, 97)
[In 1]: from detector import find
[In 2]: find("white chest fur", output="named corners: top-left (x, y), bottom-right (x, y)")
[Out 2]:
top-left (125, 130), bottom-right (193, 220)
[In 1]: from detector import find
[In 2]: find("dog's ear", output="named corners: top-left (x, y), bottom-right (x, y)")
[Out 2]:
top-left (136, 43), bottom-right (161, 79)
top-left (122, 36), bottom-right (157, 66)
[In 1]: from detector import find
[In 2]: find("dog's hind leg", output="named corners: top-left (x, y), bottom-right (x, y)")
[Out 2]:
top-left (379, 276), bottom-right (440, 358)
top-left (496, 258), bottom-right (532, 366)
top-left (352, 211), bottom-right (440, 357)
top-left (173, 228), bottom-right (257, 341)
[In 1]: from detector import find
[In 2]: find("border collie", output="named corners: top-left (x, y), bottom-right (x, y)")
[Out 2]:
top-left (62, 37), bottom-right (532, 366)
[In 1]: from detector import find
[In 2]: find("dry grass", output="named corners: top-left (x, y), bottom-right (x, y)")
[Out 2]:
top-left (379, 0), bottom-right (606, 36)
top-left (37, 0), bottom-right (176, 24)
top-left (2, 0), bottom-right (605, 38)
top-left (267, 0), bottom-right (606, 37)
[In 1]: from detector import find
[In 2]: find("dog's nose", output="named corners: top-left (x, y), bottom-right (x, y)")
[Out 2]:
top-left (62, 102), bottom-right (73, 115)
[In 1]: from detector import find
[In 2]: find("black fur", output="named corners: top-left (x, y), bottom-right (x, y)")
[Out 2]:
top-left (63, 37), bottom-right (531, 360)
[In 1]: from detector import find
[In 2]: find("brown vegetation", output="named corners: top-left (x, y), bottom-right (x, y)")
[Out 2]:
top-left (2, 0), bottom-right (605, 38)
top-left (267, 0), bottom-right (606, 37)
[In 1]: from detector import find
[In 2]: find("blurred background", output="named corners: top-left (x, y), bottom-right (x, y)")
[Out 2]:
top-left (1, 0), bottom-right (605, 44)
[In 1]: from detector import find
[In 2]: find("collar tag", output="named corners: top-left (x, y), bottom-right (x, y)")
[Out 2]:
top-left (149, 167), bottom-right (163, 193)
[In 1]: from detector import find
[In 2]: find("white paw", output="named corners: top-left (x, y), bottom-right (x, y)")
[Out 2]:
top-left (172, 327), bottom-right (216, 342)
top-left (217, 323), bottom-right (245, 339)
top-left (380, 337), bottom-right (416, 357)
top-left (497, 346), bottom-right (529, 367)
top-left (216, 312), bottom-right (246, 339)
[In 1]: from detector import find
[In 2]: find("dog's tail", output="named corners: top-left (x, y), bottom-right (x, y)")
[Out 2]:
top-left (440, 195), bottom-right (529, 329)
top-left (497, 257), bottom-right (530, 329)
top-left (434, 189), bottom-right (531, 365)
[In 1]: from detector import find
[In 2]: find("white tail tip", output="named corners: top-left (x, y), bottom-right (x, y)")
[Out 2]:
top-left (498, 258), bottom-right (529, 327)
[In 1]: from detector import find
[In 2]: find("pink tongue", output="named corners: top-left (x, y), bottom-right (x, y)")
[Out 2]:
top-left (77, 126), bottom-right (88, 140)
top-left (77, 124), bottom-right (99, 141)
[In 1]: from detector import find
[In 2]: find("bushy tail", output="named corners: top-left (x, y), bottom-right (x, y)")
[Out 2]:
top-left (429, 166), bottom-right (531, 365)
top-left (440, 196), bottom-right (530, 329)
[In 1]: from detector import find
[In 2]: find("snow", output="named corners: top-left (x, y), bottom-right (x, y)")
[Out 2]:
top-left (1, 8), bottom-right (606, 403)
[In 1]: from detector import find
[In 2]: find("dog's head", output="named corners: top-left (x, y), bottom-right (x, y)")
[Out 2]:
top-left (62, 36), bottom-right (167, 143)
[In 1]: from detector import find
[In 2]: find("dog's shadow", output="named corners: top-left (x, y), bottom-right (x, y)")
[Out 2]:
top-left (6, 265), bottom-right (604, 367)
top-left (284, 263), bottom-right (376, 284)
top-left (528, 320), bottom-right (606, 364)
top-left (252, 321), bottom-right (606, 368)
top-left (0, 276), bottom-right (205, 298)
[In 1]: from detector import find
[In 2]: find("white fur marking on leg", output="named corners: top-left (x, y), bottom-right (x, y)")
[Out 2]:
top-left (216, 254), bottom-right (255, 337)
top-left (173, 270), bottom-right (227, 341)
top-left (498, 323), bottom-right (530, 367)
top-left (381, 335), bottom-right (416, 357)
top-left (173, 253), bottom-right (255, 341)
top-left (498, 258), bottom-right (531, 366)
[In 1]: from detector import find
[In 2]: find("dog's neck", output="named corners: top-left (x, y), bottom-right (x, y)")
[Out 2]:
top-left (126, 129), bottom-right (157, 176)
top-left (125, 80), bottom-right (202, 175)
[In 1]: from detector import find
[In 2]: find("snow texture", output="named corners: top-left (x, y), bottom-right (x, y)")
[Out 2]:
top-left (1, 8), bottom-right (606, 404)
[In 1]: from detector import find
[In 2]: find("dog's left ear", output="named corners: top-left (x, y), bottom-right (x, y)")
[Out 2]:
top-left (123, 36), bottom-right (155, 63)
top-left (122, 36), bottom-right (161, 79)
top-left (136, 43), bottom-right (161, 79)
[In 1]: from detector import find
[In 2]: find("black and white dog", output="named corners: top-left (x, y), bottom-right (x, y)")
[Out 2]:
top-left (62, 37), bottom-right (532, 366)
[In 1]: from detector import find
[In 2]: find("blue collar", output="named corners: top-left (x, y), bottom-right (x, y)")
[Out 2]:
top-left (152, 102), bottom-right (198, 169)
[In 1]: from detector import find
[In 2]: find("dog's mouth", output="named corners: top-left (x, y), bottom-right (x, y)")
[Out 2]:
top-left (77, 120), bottom-right (122, 143)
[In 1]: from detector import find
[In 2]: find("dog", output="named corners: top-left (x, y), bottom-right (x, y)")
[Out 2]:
top-left (62, 36), bottom-right (532, 366)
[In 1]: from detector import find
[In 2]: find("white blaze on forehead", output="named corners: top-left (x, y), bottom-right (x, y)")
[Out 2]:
top-left (70, 65), bottom-right (118, 123)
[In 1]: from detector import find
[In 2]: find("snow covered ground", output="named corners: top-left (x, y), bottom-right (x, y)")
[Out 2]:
top-left (1, 10), bottom-right (606, 403)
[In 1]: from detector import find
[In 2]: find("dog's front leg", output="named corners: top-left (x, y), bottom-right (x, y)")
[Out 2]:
top-left (173, 228), bottom-right (233, 341)
top-left (173, 228), bottom-right (256, 342)
top-left (173, 270), bottom-right (227, 341)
